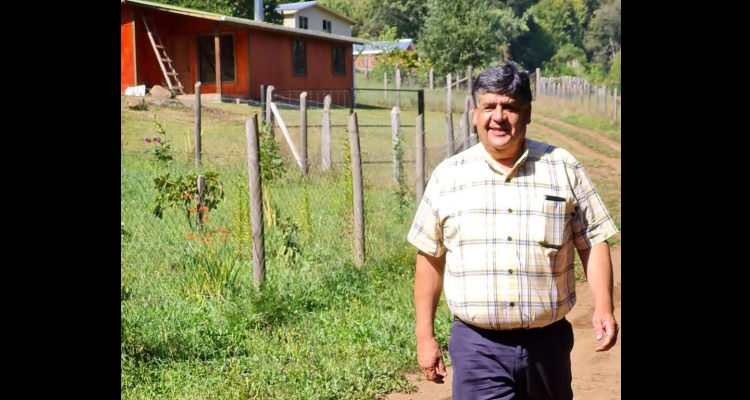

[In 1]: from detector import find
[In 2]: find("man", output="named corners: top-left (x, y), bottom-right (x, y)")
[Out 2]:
top-left (406, 61), bottom-right (619, 400)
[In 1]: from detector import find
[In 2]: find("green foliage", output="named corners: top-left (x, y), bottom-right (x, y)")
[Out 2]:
top-left (419, 0), bottom-right (527, 76)
top-left (542, 43), bottom-right (588, 76)
top-left (605, 50), bottom-right (620, 92)
top-left (152, 171), bottom-right (225, 229)
top-left (353, 0), bottom-right (428, 40)
top-left (147, 116), bottom-right (225, 230)
top-left (392, 126), bottom-right (411, 210)
top-left (583, 0), bottom-right (620, 68)
top-left (230, 177), bottom-right (252, 261)
top-left (262, 186), bottom-right (303, 269)
top-left (371, 48), bottom-right (433, 87)
top-left (531, 0), bottom-right (589, 49)
top-left (184, 234), bottom-right (242, 301)
top-left (149, 0), bottom-right (284, 24)
top-left (508, 13), bottom-right (557, 72)
top-left (258, 122), bottom-right (286, 183)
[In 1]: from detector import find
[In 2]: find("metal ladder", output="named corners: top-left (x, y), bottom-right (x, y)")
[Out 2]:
top-left (140, 12), bottom-right (185, 95)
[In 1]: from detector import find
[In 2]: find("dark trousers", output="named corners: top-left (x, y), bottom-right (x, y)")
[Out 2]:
top-left (449, 318), bottom-right (574, 400)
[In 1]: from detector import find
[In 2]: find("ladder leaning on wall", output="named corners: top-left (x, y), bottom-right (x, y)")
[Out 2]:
top-left (140, 11), bottom-right (185, 95)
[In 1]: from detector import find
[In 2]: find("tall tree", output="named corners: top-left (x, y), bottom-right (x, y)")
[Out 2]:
top-left (508, 15), bottom-right (557, 72)
top-left (531, 0), bottom-right (589, 49)
top-left (419, 0), bottom-right (527, 76)
top-left (491, 0), bottom-right (540, 17)
top-left (357, 0), bottom-right (428, 40)
top-left (584, 0), bottom-right (620, 67)
top-left (148, 0), bottom-right (284, 24)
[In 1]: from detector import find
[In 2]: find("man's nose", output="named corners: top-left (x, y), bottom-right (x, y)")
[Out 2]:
top-left (492, 105), bottom-right (507, 121)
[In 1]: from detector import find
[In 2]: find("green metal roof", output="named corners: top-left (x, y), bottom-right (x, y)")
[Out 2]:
top-left (122, 0), bottom-right (369, 45)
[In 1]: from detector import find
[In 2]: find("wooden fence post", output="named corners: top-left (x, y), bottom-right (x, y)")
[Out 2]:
top-left (429, 67), bottom-right (434, 90)
top-left (265, 85), bottom-right (275, 131)
top-left (467, 66), bottom-right (474, 104)
top-left (447, 73), bottom-right (452, 114)
top-left (392, 106), bottom-right (402, 185)
top-left (348, 112), bottom-right (365, 268)
top-left (463, 95), bottom-right (472, 150)
top-left (300, 92), bottom-right (308, 175)
top-left (612, 87), bottom-right (618, 122)
top-left (415, 113), bottom-right (425, 205)
top-left (579, 81), bottom-right (584, 104)
top-left (321, 95), bottom-right (332, 171)
top-left (245, 114), bottom-right (265, 291)
top-left (194, 82), bottom-right (202, 167)
top-left (259, 84), bottom-right (267, 124)
top-left (445, 113), bottom-right (455, 158)
top-left (535, 68), bottom-right (540, 100)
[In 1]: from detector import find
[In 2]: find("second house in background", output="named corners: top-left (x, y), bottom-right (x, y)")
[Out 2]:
top-left (276, 1), bottom-right (357, 36)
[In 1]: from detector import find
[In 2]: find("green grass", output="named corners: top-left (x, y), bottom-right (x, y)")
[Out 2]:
top-left (121, 83), bottom-right (621, 398)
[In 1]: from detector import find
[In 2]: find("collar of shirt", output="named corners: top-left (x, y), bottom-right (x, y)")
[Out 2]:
top-left (479, 140), bottom-right (530, 179)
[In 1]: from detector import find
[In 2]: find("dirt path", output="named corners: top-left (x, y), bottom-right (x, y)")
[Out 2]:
top-left (383, 245), bottom-right (621, 400)
top-left (530, 123), bottom-right (621, 175)
top-left (534, 114), bottom-right (621, 153)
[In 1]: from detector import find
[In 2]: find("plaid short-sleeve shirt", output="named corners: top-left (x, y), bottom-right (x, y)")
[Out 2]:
top-left (407, 139), bottom-right (619, 330)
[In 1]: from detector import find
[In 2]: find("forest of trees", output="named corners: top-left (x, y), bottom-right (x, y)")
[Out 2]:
top-left (148, 0), bottom-right (621, 92)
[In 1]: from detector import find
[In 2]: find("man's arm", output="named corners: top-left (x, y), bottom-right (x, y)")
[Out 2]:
top-left (577, 240), bottom-right (619, 352)
top-left (414, 250), bottom-right (447, 381)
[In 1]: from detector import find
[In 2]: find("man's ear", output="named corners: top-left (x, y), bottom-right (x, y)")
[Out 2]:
top-left (472, 106), bottom-right (478, 126)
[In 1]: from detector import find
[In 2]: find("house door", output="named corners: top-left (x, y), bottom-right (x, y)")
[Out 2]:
top-left (168, 35), bottom-right (192, 94)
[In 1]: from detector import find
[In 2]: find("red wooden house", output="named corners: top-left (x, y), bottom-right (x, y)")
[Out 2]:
top-left (120, 0), bottom-right (367, 104)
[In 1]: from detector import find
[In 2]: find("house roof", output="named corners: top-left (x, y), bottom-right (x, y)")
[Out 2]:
top-left (122, 0), bottom-right (367, 45)
top-left (275, 1), bottom-right (358, 25)
top-left (353, 39), bottom-right (415, 56)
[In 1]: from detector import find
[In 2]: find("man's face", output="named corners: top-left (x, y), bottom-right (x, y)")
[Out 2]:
top-left (473, 92), bottom-right (531, 161)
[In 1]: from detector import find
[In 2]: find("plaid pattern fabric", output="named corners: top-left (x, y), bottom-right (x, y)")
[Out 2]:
top-left (407, 139), bottom-right (619, 330)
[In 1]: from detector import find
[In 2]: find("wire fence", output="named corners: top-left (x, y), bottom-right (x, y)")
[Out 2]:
top-left (121, 93), bottom-right (456, 271)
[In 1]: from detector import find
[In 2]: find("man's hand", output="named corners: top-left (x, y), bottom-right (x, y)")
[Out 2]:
top-left (578, 241), bottom-right (618, 352)
top-left (592, 310), bottom-right (619, 352)
top-left (416, 336), bottom-right (447, 382)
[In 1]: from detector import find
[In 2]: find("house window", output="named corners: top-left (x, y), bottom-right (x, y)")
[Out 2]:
top-left (323, 19), bottom-right (332, 33)
top-left (197, 34), bottom-right (236, 83)
top-left (292, 39), bottom-right (306, 76)
top-left (298, 16), bottom-right (308, 29)
top-left (332, 45), bottom-right (345, 76)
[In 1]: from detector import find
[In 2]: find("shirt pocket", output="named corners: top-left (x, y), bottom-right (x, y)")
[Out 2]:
top-left (530, 195), bottom-right (569, 250)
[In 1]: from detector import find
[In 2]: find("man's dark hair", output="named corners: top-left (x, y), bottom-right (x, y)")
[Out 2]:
top-left (472, 61), bottom-right (532, 105)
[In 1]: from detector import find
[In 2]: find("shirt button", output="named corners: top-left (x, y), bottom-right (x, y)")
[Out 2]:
top-left (507, 236), bottom-right (512, 241)
top-left (508, 208), bottom-right (513, 213)
top-left (509, 302), bottom-right (515, 308)
top-left (508, 269), bottom-right (513, 274)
